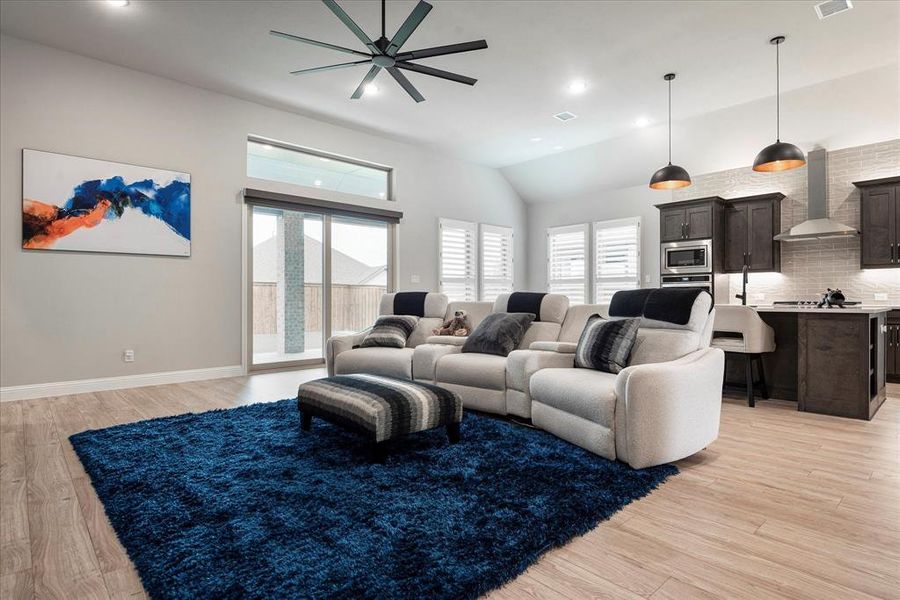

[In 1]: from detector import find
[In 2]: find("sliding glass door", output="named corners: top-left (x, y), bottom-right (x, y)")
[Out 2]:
top-left (250, 207), bottom-right (393, 369)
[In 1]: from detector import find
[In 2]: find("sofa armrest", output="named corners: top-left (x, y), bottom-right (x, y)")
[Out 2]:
top-left (325, 330), bottom-right (369, 377)
top-left (529, 341), bottom-right (577, 353)
top-left (412, 343), bottom-right (463, 382)
top-left (425, 335), bottom-right (467, 346)
top-left (614, 348), bottom-right (724, 469)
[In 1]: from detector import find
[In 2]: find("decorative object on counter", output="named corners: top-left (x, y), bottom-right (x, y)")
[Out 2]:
top-left (752, 36), bottom-right (806, 173)
top-left (271, 0), bottom-right (487, 103)
top-left (772, 299), bottom-right (861, 309)
top-left (22, 149), bottom-right (190, 256)
top-left (649, 73), bottom-right (692, 190)
top-left (817, 288), bottom-right (846, 309)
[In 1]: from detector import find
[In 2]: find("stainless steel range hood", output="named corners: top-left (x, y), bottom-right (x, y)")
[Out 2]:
top-left (773, 148), bottom-right (859, 242)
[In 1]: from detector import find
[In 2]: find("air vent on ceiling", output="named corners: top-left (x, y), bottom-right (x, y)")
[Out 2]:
top-left (553, 111), bottom-right (578, 122)
top-left (815, 0), bottom-right (853, 19)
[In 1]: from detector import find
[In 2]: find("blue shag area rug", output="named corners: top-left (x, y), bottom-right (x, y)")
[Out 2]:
top-left (70, 399), bottom-right (677, 600)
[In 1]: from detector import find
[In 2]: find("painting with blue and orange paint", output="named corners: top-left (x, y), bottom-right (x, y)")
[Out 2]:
top-left (22, 149), bottom-right (191, 256)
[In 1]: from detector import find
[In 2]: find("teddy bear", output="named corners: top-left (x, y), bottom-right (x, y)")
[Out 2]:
top-left (433, 309), bottom-right (469, 337)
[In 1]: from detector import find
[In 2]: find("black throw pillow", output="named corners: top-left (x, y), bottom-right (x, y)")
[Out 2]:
top-left (461, 313), bottom-right (535, 357)
top-left (574, 315), bottom-right (640, 374)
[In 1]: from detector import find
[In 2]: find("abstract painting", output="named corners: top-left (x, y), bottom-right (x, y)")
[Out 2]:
top-left (22, 149), bottom-right (191, 256)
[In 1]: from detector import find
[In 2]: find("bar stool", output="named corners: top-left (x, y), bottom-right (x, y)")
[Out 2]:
top-left (711, 306), bottom-right (776, 407)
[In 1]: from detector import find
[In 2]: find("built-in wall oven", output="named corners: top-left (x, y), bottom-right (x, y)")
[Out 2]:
top-left (660, 239), bottom-right (712, 275)
top-left (660, 273), bottom-right (713, 295)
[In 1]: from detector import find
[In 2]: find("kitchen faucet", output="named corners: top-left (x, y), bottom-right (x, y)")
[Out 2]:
top-left (735, 264), bottom-right (749, 305)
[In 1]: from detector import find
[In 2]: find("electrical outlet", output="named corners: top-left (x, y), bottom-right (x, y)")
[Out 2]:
top-left (874, 293), bottom-right (888, 301)
top-left (644, 274), bottom-right (651, 283)
top-left (410, 274), bottom-right (421, 284)
top-left (123, 349), bottom-right (135, 363)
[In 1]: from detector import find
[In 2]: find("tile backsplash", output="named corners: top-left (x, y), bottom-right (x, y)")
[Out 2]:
top-left (673, 139), bottom-right (900, 305)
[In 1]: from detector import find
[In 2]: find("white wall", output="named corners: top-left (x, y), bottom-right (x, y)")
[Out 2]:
top-left (527, 184), bottom-right (668, 291)
top-left (0, 36), bottom-right (527, 387)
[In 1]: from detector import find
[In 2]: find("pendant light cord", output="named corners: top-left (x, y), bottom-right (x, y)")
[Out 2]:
top-left (667, 76), bottom-right (672, 164)
top-left (775, 39), bottom-right (780, 142)
top-left (382, 0), bottom-right (386, 38)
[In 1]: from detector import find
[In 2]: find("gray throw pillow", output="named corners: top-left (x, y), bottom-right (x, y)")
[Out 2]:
top-left (574, 315), bottom-right (640, 374)
top-left (462, 312), bottom-right (535, 357)
top-left (360, 315), bottom-right (419, 349)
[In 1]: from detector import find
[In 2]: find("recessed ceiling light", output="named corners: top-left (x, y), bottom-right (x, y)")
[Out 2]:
top-left (553, 145), bottom-right (563, 151)
top-left (364, 83), bottom-right (379, 95)
top-left (634, 117), bottom-right (651, 127)
top-left (106, 0), bottom-right (129, 7)
top-left (314, 180), bottom-right (323, 186)
top-left (567, 80), bottom-right (587, 94)
top-left (530, 137), bottom-right (542, 142)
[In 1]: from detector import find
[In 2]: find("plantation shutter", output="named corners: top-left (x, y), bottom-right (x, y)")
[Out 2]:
top-left (439, 218), bottom-right (478, 302)
top-left (547, 223), bottom-right (589, 304)
top-left (479, 224), bottom-right (514, 301)
top-left (594, 217), bottom-right (641, 303)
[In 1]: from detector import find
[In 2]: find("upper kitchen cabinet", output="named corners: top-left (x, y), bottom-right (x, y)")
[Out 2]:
top-left (657, 197), bottom-right (721, 242)
top-left (723, 193), bottom-right (783, 273)
top-left (854, 176), bottom-right (900, 269)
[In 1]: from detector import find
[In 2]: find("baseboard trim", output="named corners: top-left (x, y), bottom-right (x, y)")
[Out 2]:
top-left (0, 365), bottom-right (245, 402)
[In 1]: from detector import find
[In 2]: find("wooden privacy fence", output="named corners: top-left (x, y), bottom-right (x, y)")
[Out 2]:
top-left (253, 283), bottom-right (385, 334)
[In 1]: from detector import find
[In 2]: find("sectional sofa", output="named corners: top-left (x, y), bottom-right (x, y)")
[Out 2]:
top-left (326, 291), bottom-right (724, 468)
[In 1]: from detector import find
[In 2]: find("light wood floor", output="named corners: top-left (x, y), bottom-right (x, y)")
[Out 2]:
top-left (1, 371), bottom-right (898, 600)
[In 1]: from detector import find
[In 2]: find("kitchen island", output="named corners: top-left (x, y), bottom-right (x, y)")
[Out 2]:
top-left (721, 305), bottom-right (889, 420)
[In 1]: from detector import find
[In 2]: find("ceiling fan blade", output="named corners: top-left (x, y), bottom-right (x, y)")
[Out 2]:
top-left (321, 0), bottom-right (381, 55)
top-left (386, 1), bottom-right (433, 56)
top-left (270, 30), bottom-right (372, 58)
top-left (291, 59), bottom-right (372, 75)
top-left (387, 67), bottom-right (425, 103)
top-left (394, 40), bottom-right (488, 61)
top-left (351, 65), bottom-right (382, 99)
top-left (395, 61), bottom-right (476, 86)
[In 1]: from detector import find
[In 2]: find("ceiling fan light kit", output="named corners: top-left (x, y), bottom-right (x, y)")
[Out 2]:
top-left (649, 73), bottom-right (692, 190)
top-left (272, 0), bottom-right (487, 103)
top-left (753, 35), bottom-right (806, 173)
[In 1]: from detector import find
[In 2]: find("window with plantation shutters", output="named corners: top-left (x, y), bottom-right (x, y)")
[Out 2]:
top-left (439, 218), bottom-right (478, 302)
top-left (479, 224), bottom-right (514, 301)
top-left (594, 217), bottom-right (641, 303)
top-left (547, 223), bottom-right (589, 304)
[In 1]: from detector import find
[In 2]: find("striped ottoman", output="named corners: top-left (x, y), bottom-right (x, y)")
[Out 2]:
top-left (297, 374), bottom-right (463, 461)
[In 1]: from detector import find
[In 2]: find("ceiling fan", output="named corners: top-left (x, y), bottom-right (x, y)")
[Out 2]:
top-left (271, 0), bottom-right (488, 102)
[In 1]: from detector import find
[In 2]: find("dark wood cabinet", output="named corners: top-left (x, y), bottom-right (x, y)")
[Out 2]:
top-left (888, 310), bottom-right (900, 384)
top-left (658, 202), bottom-right (713, 241)
top-left (722, 193), bottom-right (783, 273)
top-left (855, 176), bottom-right (900, 269)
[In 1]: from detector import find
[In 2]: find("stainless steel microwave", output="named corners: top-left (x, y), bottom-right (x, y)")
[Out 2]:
top-left (660, 239), bottom-right (712, 275)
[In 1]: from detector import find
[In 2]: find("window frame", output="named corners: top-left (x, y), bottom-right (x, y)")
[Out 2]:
top-left (247, 136), bottom-right (394, 202)
top-left (593, 216), bottom-right (642, 304)
top-left (546, 223), bottom-right (591, 305)
top-left (438, 218), bottom-right (479, 302)
top-left (478, 223), bottom-right (515, 302)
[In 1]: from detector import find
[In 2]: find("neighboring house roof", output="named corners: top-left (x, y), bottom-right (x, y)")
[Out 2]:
top-left (253, 235), bottom-right (386, 286)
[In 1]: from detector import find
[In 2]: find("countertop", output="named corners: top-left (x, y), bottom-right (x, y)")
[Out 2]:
top-left (740, 305), bottom-right (894, 314)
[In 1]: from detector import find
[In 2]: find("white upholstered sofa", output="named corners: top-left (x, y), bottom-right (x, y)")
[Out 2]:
top-left (530, 292), bottom-right (722, 468)
top-left (325, 290), bottom-right (724, 469)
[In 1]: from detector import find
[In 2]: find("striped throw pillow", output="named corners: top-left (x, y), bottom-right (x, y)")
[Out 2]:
top-left (574, 315), bottom-right (640, 374)
top-left (360, 315), bottom-right (419, 349)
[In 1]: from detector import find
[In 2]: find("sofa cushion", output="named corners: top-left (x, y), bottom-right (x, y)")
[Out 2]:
top-left (334, 347), bottom-right (415, 380)
top-left (462, 313), bottom-right (535, 357)
top-left (436, 353), bottom-right (508, 390)
top-left (629, 328), bottom-right (700, 365)
top-left (558, 304), bottom-right (610, 343)
top-left (575, 316), bottom-right (640, 374)
top-left (360, 315), bottom-right (418, 349)
top-left (408, 318), bottom-right (445, 348)
top-left (444, 301), bottom-right (493, 332)
top-left (518, 321), bottom-right (562, 349)
top-left (530, 368), bottom-right (618, 428)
